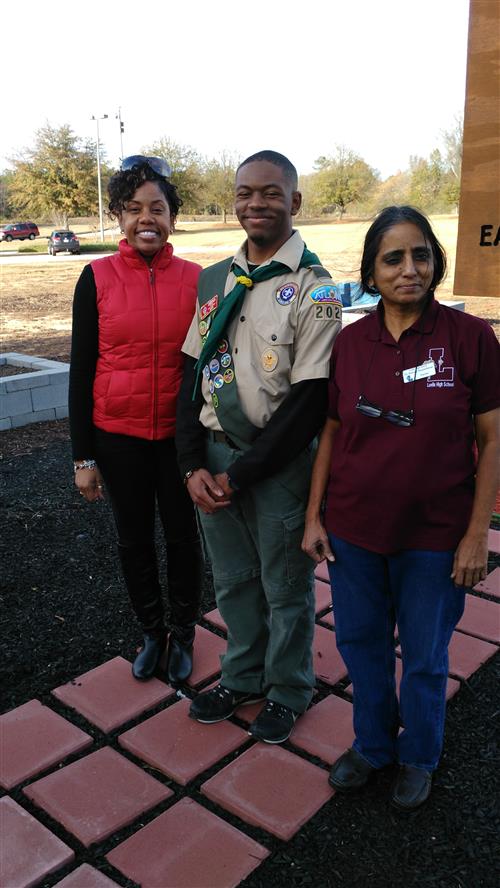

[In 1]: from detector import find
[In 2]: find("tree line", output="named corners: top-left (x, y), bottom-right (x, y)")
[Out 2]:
top-left (0, 120), bottom-right (462, 226)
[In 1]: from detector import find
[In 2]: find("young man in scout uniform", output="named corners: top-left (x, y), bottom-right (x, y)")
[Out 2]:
top-left (175, 150), bottom-right (342, 743)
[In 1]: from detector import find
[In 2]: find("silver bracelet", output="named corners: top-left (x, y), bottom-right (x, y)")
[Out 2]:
top-left (74, 459), bottom-right (97, 473)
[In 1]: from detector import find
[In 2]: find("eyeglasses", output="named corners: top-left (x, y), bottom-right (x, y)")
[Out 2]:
top-left (355, 394), bottom-right (414, 428)
top-left (120, 155), bottom-right (172, 179)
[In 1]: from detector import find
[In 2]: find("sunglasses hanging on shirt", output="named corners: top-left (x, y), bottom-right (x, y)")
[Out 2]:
top-left (355, 336), bottom-right (425, 428)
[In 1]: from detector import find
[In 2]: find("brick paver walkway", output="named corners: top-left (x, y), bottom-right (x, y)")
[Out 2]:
top-left (1, 555), bottom-right (499, 888)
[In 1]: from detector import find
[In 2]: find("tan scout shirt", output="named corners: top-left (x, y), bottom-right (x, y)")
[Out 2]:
top-left (182, 230), bottom-right (341, 431)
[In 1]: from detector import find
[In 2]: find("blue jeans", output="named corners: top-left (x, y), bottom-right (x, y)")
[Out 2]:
top-left (328, 535), bottom-right (466, 771)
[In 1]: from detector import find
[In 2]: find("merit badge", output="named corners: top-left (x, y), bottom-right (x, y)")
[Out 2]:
top-left (223, 368), bottom-right (234, 384)
top-left (199, 319), bottom-right (209, 337)
top-left (209, 380), bottom-right (215, 394)
top-left (220, 353), bottom-right (232, 368)
top-left (209, 358), bottom-right (220, 375)
top-left (214, 374), bottom-right (224, 389)
top-left (217, 339), bottom-right (229, 354)
top-left (200, 295), bottom-right (219, 320)
top-left (276, 282), bottom-right (298, 306)
top-left (203, 365), bottom-right (210, 379)
top-left (308, 284), bottom-right (340, 304)
top-left (261, 348), bottom-right (278, 372)
top-left (212, 393), bottom-right (219, 408)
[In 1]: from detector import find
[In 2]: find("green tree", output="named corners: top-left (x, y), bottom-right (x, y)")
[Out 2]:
top-left (143, 137), bottom-right (205, 213)
top-left (9, 124), bottom-right (103, 227)
top-left (203, 152), bottom-right (239, 222)
top-left (313, 146), bottom-right (378, 217)
top-left (408, 150), bottom-right (445, 213)
top-left (369, 170), bottom-right (411, 213)
top-left (0, 169), bottom-right (16, 219)
top-left (439, 115), bottom-right (463, 210)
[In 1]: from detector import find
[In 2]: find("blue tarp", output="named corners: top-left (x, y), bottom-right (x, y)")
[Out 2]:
top-left (334, 281), bottom-right (380, 308)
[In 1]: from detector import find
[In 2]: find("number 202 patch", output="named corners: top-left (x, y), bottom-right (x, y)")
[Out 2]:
top-left (314, 304), bottom-right (341, 320)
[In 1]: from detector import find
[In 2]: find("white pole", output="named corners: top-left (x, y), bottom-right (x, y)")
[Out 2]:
top-left (96, 119), bottom-right (104, 243)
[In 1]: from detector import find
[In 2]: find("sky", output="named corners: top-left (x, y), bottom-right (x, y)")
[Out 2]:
top-left (2, 0), bottom-right (470, 180)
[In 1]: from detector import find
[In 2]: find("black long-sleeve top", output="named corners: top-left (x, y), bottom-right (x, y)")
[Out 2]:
top-left (69, 264), bottom-right (99, 460)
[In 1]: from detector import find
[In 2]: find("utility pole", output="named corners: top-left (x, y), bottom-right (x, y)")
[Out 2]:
top-left (91, 114), bottom-right (108, 243)
top-left (116, 108), bottom-right (124, 161)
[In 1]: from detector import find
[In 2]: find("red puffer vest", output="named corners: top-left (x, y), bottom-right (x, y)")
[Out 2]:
top-left (91, 239), bottom-right (200, 439)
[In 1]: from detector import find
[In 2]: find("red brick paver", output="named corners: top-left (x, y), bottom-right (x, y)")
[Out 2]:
top-left (456, 594), bottom-right (500, 644)
top-left (474, 567), bottom-right (500, 599)
top-left (290, 694), bottom-right (354, 764)
top-left (0, 796), bottom-right (74, 888)
top-left (203, 607), bottom-right (228, 633)
top-left (119, 697), bottom-right (249, 785)
top-left (53, 864), bottom-right (120, 887)
top-left (447, 630), bottom-right (499, 679)
top-left (186, 625), bottom-right (226, 687)
top-left (487, 528), bottom-right (500, 554)
top-left (52, 656), bottom-right (173, 732)
top-left (315, 561), bottom-right (331, 583)
top-left (202, 743), bottom-right (334, 840)
top-left (107, 797), bottom-right (269, 888)
top-left (0, 699), bottom-right (92, 790)
top-left (313, 624), bottom-right (348, 685)
top-left (23, 747), bottom-right (172, 847)
top-left (315, 578), bottom-right (333, 612)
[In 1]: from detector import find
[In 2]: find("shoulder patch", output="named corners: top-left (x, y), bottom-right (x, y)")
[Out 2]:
top-left (308, 284), bottom-right (342, 305)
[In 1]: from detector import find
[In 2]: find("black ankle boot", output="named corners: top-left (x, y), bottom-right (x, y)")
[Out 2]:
top-left (132, 632), bottom-right (167, 681)
top-left (166, 626), bottom-right (196, 685)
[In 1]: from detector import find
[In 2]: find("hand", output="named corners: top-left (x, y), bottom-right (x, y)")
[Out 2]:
top-left (213, 472), bottom-right (234, 498)
top-left (75, 467), bottom-right (105, 503)
top-left (186, 468), bottom-right (231, 514)
top-left (301, 516), bottom-right (334, 563)
top-left (451, 532), bottom-right (488, 587)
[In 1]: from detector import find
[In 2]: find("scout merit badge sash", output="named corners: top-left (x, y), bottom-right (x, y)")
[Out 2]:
top-left (193, 248), bottom-right (327, 451)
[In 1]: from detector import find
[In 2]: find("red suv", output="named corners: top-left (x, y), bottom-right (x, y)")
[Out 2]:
top-left (0, 222), bottom-right (39, 242)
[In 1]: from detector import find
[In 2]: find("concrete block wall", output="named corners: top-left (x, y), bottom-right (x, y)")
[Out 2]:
top-left (0, 353), bottom-right (70, 430)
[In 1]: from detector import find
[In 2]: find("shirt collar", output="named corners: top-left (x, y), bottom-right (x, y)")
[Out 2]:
top-left (366, 293), bottom-right (440, 342)
top-left (231, 229), bottom-right (305, 274)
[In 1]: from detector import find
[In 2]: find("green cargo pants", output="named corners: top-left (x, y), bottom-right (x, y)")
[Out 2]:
top-left (198, 439), bottom-right (315, 713)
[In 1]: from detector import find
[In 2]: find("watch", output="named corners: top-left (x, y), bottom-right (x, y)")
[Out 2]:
top-left (183, 469), bottom-right (199, 485)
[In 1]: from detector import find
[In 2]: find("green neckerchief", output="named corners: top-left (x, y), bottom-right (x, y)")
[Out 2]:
top-left (193, 245), bottom-right (321, 397)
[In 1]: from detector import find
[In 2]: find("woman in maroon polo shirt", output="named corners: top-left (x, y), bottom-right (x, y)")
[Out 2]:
top-left (302, 206), bottom-right (500, 810)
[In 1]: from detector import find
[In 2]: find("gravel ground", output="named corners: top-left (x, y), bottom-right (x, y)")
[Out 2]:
top-left (1, 420), bottom-right (499, 888)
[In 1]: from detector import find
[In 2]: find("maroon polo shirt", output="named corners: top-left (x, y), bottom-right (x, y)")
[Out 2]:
top-left (326, 296), bottom-right (500, 553)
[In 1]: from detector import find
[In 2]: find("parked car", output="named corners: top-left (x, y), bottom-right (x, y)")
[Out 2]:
top-left (48, 230), bottom-right (80, 255)
top-left (0, 222), bottom-right (39, 242)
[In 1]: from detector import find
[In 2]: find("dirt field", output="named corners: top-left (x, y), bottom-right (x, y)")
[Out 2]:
top-left (1, 217), bottom-right (498, 362)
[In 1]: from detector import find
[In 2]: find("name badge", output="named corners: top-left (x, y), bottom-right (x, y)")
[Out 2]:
top-left (403, 359), bottom-right (436, 383)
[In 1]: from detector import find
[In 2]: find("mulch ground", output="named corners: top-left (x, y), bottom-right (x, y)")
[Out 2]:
top-left (1, 419), bottom-right (499, 888)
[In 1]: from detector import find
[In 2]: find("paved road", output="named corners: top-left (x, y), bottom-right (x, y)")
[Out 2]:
top-left (0, 251), bottom-right (114, 266)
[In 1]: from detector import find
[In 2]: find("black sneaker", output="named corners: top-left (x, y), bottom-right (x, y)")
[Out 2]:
top-left (248, 700), bottom-right (298, 744)
top-left (189, 684), bottom-right (265, 724)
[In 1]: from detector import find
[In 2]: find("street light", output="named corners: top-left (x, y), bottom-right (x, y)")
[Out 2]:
top-left (91, 114), bottom-right (108, 242)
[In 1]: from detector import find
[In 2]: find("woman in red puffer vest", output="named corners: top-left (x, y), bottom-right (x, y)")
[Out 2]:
top-left (69, 156), bottom-right (203, 686)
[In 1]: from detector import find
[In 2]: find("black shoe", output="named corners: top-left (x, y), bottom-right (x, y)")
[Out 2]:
top-left (248, 700), bottom-right (298, 744)
top-left (132, 632), bottom-right (166, 681)
top-left (391, 765), bottom-right (432, 810)
top-left (166, 634), bottom-right (194, 685)
top-left (328, 747), bottom-right (376, 790)
top-left (189, 684), bottom-right (265, 723)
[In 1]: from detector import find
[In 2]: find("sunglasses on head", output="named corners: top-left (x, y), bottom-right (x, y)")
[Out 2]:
top-left (356, 393), bottom-right (414, 428)
top-left (120, 155), bottom-right (172, 179)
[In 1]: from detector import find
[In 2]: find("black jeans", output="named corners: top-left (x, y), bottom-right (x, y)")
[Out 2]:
top-left (94, 429), bottom-right (203, 637)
